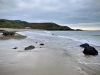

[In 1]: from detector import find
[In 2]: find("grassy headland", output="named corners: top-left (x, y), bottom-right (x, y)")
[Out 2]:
top-left (0, 19), bottom-right (73, 30)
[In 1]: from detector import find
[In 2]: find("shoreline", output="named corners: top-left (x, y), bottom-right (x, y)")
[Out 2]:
top-left (0, 29), bottom-right (100, 75)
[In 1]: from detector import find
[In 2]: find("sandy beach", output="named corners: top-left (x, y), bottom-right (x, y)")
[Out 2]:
top-left (0, 28), bottom-right (100, 75)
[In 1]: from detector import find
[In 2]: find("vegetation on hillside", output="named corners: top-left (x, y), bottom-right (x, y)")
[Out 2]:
top-left (0, 19), bottom-right (73, 30)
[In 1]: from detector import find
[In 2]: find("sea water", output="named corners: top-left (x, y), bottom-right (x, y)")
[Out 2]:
top-left (17, 30), bottom-right (100, 66)
top-left (17, 30), bottom-right (100, 48)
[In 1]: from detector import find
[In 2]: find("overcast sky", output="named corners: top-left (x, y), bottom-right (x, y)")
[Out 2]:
top-left (0, 0), bottom-right (100, 30)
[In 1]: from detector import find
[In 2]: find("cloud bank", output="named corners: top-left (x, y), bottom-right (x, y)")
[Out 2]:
top-left (0, 0), bottom-right (100, 30)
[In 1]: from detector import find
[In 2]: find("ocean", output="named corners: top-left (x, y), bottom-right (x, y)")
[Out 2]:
top-left (17, 30), bottom-right (100, 66)
top-left (17, 30), bottom-right (100, 48)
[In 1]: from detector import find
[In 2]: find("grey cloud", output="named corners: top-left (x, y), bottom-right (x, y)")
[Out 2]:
top-left (0, 0), bottom-right (100, 28)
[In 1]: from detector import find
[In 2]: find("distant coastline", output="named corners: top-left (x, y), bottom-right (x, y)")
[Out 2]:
top-left (0, 19), bottom-right (82, 31)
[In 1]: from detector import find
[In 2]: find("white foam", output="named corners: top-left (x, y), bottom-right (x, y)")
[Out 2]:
top-left (58, 35), bottom-right (100, 46)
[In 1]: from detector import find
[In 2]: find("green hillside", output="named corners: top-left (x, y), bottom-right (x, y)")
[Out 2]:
top-left (0, 19), bottom-right (73, 30)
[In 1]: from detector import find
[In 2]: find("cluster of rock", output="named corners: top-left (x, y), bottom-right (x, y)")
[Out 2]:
top-left (12, 42), bottom-right (44, 50)
top-left (24, 43), bottom-right (44, 50)
top-left (12, 41), bottom-right (98, 56)
top-left (80, 43), bottom-right (98, 56)
top-left (2, 31), bottom-right (15, 36)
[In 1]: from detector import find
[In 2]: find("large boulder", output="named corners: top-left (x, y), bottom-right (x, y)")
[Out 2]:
top-left (24, 45), bottom-right (35, 50)
top-left (2, 31), bottom-right (15, 36)
top-left (83, 46), bottom-right (98, 55)
top-left (80, 43), bottom-right (89, 48)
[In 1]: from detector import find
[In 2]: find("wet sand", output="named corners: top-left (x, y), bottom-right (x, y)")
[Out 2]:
top-left (0, 46), bottom-right (88, 75)
top-left (0, 29), bottom-right (100, 75)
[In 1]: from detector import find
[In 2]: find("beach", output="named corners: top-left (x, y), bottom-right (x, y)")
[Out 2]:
top-left (0, 28), bottom-right (100, 75)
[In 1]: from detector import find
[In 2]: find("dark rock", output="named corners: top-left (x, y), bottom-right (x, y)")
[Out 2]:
top-left (13, 47), bottom-right (17, 49)
top-left (24, 45), bottom-right (35, 50)
top-left (40, 43), bottom-right (44, 45)
top-left (2, 31), bottom-right (15, 36)
top-left (83, 46), bottom-right (98, 55)
top-left (80, 43), bottom-right (89, 48)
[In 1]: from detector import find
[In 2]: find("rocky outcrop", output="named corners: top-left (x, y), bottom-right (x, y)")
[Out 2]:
top-left (2, 31), bottom-right (15, 36)
top-left (24, 45), bottom-right (35, 50)
top-left (80, 43), bottom-right (98, 55)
